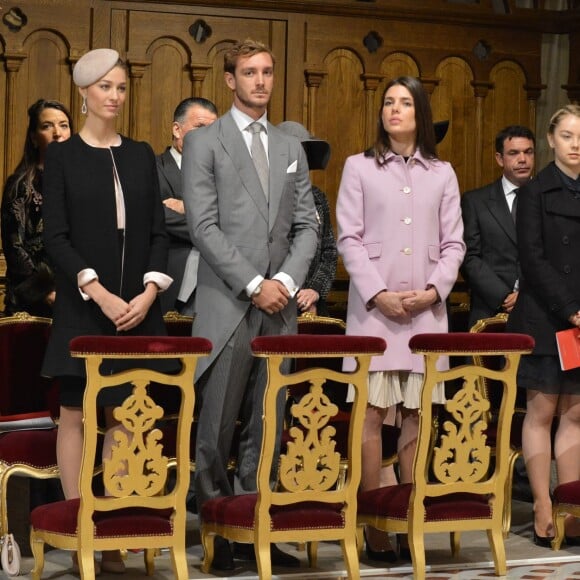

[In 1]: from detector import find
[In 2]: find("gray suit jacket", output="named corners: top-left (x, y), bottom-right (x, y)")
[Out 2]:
top-left (182, 111), bottom-right (318, 377)
top-left (460, 178), bottom-right (520, 328)
top-left (156, 148), bottom-right (199, 312)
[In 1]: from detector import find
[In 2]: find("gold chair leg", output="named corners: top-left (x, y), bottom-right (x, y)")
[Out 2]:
top-left (552, 509), bottom-right (566, 551)
top-left (29, 530), bottom-right (45, 580)
top-left (450, 531), bottom-right (460, 556)
top-left (341, 537), bottom-right (360, 580)
top-left (307, 541), bottom-right (318, 567)
top-left (487, 526), bottom-right (507, 576)
top-left (200, 531), bottom-right (214, 574)
top-left (169, 546), bottom-right (189, 579)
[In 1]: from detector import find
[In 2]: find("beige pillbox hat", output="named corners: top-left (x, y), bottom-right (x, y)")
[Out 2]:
top-left (73, 48), bottom-right (120, 88)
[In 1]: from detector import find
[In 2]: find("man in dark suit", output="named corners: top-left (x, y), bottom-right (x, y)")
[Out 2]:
top-left (461, 125), bottom-right (536, 329)
top-left (156, 97), bottom-right (217, 314)
top-left (182, 39), bottom-right (318, 570)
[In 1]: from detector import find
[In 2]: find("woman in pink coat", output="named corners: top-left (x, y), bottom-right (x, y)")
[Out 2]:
top-left (337, 76), bottom-right (465, 560)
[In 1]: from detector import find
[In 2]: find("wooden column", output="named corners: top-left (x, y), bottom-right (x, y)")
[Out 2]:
top-left (3, 52), bottom-right (27, 175)
top-left (420, 77), bottom-right (440, 97)
top-left (471, 81), bottom-right (493, 187)
top-left (361, 73), bottom-right (383, 144)
top-left (190, 64), bottom-right (211, 97)
top-left (305, 68), bottom-right (326, 135)
top-left (524, 84), bottom-right (544, 130)
top-left (127, 60), bottom-right (150, 140)
top-left (563, 84), bottom-right (580, 104)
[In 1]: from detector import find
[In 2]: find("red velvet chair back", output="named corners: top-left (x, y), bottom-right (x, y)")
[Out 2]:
top-left (0, 313), bottom-right (57, 416)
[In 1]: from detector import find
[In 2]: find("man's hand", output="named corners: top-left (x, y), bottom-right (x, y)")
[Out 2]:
top-left (502, 291), bottom-right (518, 313)
top-left (253, 280), bottom-right (290, 314)
top-left (163, 198), bottom-right (185, 214)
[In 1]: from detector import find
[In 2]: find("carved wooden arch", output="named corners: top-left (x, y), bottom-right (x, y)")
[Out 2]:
top-left (139, 36), bottom-right (192, 148)
top-left (205, 39), bottom-right (236, 120)
top-left (431, 56), bottom-right (475, 191)
top-left (483, 60), bottom-right (529, 185)
top-left (376, 51), bottom-right (421, 118)
top-left (5, 29), bottom-right (71, 173)
top-left (314, 47), bottom-right (365, 236)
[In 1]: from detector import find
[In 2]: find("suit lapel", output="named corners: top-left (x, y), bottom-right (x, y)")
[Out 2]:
top-left (267, 124), bottom-right (289, 232)
top-left (161, 149), bottom-right (182, 197)
top-left (218, 113), bottom-right (268, 221)
top-left (486, 180), bottom-right (516, 244)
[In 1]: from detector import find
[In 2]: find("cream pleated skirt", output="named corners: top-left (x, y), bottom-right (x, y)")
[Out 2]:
top-left (347, 370), bottom-right (445, 409)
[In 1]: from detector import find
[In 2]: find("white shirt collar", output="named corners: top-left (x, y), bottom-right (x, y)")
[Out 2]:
top-left (230, 105), bottom-right (268, 133)
top-left (501, 175), bottom-right (519, 197)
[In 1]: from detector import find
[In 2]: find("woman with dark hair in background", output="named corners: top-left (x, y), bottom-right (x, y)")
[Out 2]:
top-left (337, 76), bottom-right (465, 560)
top-left (1, 99), bottom-right (72, 316)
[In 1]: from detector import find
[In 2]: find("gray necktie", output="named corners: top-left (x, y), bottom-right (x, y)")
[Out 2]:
top-left (249, 122), bottom-right (269, 199)
top-left (511, 188), bottom-right (518, 223)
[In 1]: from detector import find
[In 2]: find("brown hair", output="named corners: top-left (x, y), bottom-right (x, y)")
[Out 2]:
top-left (370, 76), bottom-right (437, 165)
top-left (223, 38), bottom-right (275, 75)
top-left (548, 104), bottom-right (580, 135)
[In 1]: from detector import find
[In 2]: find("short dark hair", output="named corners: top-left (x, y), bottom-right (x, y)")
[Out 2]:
top-left (495, 125), bottom-right (536, 154)
top-left (173, 97), bottom-right (217, 124)
top-left (223, 38), bottom-right (275, 75)
top-left (371, 76), bottom-right (436, 164)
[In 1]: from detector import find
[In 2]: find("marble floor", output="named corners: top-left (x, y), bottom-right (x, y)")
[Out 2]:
top-left (11, 500), bottom-right (580, 579)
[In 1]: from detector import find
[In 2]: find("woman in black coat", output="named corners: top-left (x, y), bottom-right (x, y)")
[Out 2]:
top-left (507, 104), bottom-right (580, 546)
top-left (42, 49), bottom-right (171, 573)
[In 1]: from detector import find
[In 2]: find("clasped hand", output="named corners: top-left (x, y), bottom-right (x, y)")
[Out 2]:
top-left (374, 288), bottom-right (437, 318)
top-left (252, 279), bottom-right (290, 315)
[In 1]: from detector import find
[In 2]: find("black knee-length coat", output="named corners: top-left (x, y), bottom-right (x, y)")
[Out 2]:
top-left (507, 162), bottom-right (580, 355)
top-left (41, 133), bottom-right (169, 377)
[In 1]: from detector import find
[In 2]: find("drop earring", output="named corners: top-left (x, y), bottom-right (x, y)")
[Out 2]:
top-left (81, 96), bottom-right (87, 115)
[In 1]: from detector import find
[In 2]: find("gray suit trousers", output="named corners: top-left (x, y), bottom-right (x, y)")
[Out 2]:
top-left (194, 306), bottom-right (288, 512)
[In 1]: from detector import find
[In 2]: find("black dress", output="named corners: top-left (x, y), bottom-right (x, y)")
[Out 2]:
top-left (1, 171), bottom-right (55, 316)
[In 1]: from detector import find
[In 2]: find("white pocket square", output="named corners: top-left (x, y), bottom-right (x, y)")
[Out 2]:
top-left (286, 161), bottom-right (297, 173)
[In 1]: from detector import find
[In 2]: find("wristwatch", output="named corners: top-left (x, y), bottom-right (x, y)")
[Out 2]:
top-left (252, 283), bottom-right (263, 297)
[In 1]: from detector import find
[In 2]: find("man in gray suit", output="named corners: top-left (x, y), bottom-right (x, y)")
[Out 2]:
top-left (461, 125), bottom-right (536, 329)
top-left (156, 97), bottom-right (218, 314)
top-left (182, 39), bottom-right (318, 570)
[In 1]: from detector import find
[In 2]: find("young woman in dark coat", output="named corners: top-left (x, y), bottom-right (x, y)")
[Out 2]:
top-left (42, 48), bottom-right (171, 573)
top-left (507, 104), bottom-right (580, 546)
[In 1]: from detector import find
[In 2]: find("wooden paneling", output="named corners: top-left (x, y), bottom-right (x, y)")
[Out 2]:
top-left (0, 0), bottom-right (578, 299)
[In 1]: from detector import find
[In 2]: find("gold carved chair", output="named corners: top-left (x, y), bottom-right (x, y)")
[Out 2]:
top-left (29, 335), bottom-right (211, 579)
top-left (0, 313), bottom-right (59, 541)
top-left (357, 331), bottom-right (534, 580)
top-left (200, 334), bottom-right (386, 579)
top-left (470, 313), bottom-right (528, 535)
top-left (296, 313), bottom-right (399, 484)
top-left (552, 480), bottom-right (580, 550)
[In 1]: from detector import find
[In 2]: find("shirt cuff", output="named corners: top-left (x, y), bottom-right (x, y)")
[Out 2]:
top-left (78, 268), bottom-right (98, 301)
top-left (144, 272), bottom-right (173, 293)
top-left (246, 275), bottom-right (265, 298)
top-left (273, 272), bottom-right (299, 298)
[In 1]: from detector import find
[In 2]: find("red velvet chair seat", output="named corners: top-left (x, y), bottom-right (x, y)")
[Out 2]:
top-left (358, 485), bottom-right (492, 521)
top-left (553, 480), bottom-right (580, 505)
top-left (201, 494), bottom-right (345, 531)
top-left (0, 429), bottom-right (57, 466)
top-left (31, 496), bottom-right (175, 538)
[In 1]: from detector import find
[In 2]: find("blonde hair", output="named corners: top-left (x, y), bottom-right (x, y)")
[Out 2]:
top-left (548, 104), bottom-right (580, 135)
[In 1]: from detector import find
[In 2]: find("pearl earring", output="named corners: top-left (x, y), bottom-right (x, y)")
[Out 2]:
top-left (81, 96), bottom-right (87, 115)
